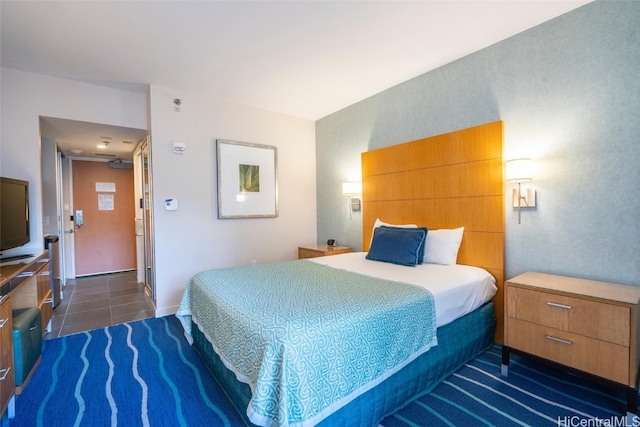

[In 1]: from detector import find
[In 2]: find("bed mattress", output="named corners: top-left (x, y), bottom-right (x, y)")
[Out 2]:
top-left (309, 252), bottom-right (497, 327)
top-left (192, 301), bottom-right (496, 426)
top-left (177, 255), bottom-right (497, 426)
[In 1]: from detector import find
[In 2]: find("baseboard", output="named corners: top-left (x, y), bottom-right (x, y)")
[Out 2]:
top-left (154, 305), bottom-right (179, 318)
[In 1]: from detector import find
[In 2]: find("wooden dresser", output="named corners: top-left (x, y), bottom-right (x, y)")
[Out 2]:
top-left (502, 272), bottom-right (640, 416)
top-left (0, 295), bottom-right (14, 418)
top-left (0, 251), bottom-right (53, 418)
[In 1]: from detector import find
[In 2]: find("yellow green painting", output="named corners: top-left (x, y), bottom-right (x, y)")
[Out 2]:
top-left (239, 164), bottom-right (260, 192)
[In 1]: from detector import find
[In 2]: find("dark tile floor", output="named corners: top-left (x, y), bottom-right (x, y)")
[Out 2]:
top-left (46, 271), bottom-right (156, 339)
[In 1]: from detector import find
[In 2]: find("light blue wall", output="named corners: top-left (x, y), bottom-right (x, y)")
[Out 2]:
top-left (316, 1), bottom-right (640, 285)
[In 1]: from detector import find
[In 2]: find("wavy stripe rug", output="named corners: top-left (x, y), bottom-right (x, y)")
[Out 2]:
top-left (11, 316), bottom-right (244, 427)
top-left (9, 316), bottom-right (634, 426)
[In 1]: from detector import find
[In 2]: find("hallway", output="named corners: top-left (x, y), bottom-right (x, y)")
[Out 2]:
top-left (47, 271), bottom-right (155, 339)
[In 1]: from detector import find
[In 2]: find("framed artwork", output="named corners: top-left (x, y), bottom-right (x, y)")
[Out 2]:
top-left (217, 139), bottom-right (278, 219)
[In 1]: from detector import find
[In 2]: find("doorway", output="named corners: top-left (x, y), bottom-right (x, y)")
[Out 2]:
top-left (72, 160), bottom-right (136, 275)
top-left (39, 117), bottom-right (155, 305)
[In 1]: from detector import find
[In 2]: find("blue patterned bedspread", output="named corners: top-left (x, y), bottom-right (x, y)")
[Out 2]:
top-left (176, 260), bottom-right (437, 427)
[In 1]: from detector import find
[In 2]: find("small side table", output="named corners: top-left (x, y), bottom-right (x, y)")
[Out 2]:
top-left (502, 271), bottom-right (640, 418)
top-left (298, 244), bottom-right (352, 259)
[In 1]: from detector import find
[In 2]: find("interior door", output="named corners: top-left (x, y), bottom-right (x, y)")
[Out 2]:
top-left (133, 137), bottom-right (155, 301)
top-left (72, 160), bottom-right (136, 276)
top-left (61, 156), bottom-right (75, 279)
top-left (141, 139), bottom-right (155, 300)
top-left (134, 146), bottom-right (145, 284)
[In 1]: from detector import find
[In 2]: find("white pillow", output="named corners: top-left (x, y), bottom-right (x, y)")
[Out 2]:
top-left (371, 218), bottom-right (418, 246)
top-left (423, 227), bottom-right (464, 265)
top-left (373, 218), bottom-right (418, 230)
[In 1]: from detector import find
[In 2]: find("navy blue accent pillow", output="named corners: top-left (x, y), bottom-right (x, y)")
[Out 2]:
top-left (366, 226), bottom-right (428, 267)
top-left (412, 227), bottom-right (428, 263)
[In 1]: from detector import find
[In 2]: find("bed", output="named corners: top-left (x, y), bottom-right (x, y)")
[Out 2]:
top-left (177, 121), bottom-right (505, 426)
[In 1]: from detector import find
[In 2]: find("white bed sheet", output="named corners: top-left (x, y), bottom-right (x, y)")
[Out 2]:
top-left (308, 252), bottom-right (497, 327)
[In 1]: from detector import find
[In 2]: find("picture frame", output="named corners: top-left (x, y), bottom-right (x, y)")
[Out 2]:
top-left (217, 139), bottom-right (278, 219)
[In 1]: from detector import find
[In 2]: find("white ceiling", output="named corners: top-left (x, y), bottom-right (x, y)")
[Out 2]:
top-left (2, 0), bottom-right (590, 160)
top-left (39, 117), bottom-right (149, 162)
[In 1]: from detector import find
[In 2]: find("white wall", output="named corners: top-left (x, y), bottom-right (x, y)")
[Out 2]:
top-left (148, 85), bottom-right (316, 316)
top-left (0, 68), bottom-right (317, 317)
top-left (316, 1), bottom-right (640, 286)
top-left (0, 67), bottom-right (148, 257)
top-left (40, 138), bottom-right (58, 236)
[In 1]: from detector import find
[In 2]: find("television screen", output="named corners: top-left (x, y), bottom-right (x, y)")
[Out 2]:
top-left (0, 177), bottom-right (30, 251)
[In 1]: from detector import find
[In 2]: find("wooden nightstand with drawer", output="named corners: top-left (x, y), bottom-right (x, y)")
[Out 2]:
top-left (298, 244), bottom-right (352, 259)
top-left (502, 272), bottom-right (640, 417)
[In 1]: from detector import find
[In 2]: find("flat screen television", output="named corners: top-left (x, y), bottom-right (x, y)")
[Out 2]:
top-left (1, 177), bottom-right (30, 251)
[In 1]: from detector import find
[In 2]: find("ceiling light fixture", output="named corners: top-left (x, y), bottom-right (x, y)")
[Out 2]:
top-left (97, 141), bottom-right (110, 149)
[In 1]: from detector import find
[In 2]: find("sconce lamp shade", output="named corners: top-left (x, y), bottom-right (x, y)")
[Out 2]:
top-left (506, 158), bottom-right (533, 182)
top-left (342, 181), bottom-right (362, 195)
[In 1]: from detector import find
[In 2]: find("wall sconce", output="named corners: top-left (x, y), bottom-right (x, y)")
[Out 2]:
top-left (506, 158), bottom-right (535, 224)
top-left (342, 182), bottom-right (362, 219)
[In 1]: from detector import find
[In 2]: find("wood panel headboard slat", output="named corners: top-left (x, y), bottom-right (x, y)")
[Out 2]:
top-left (361, 121), bottom-right (505, 342)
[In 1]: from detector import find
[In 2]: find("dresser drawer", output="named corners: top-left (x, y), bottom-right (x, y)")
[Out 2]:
top-left (37, 267), bottom-right (50, 303)
top-left (507, 318), bottom-right (630, 385)
top-left (507, 286), bottom-right (630, 346)
top-left (298, 248), bottom-right (322, 259)
top-left (0, 296), bottom-right (15, 415)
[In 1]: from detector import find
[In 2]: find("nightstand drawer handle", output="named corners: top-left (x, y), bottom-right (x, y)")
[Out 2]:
top-left (546, 335), bottom-right (572, 345)
top-left (0, 367), bottom-right (11, 381)
top-left (546, 302), bottom-right (572, 310)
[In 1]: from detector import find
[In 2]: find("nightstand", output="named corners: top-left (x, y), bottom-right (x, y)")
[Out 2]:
top-left (502, 272), bottom-right (640, 418)
top-left (298, 244), bottom-right (352, 259)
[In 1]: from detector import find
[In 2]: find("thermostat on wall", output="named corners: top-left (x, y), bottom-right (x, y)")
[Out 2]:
top-left (172, 141), bottom-right (186, 154)
top-left (165, 199), bottom-right (179, 211)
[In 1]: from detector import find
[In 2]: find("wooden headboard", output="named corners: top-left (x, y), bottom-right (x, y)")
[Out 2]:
top-left (361, 121), bottom-right (505, 342)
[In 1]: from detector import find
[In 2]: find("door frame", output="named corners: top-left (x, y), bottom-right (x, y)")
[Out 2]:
top-left (56, 150), bottom-right (67, 286)
top-left (61, 156), bottom-right (76, 280)
top-left (134, 137), bottom-right (156, 302)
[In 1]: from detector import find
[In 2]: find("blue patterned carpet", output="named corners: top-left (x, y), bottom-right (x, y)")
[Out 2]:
top-left (382, 347), bottom-right (631, 427)
top-left (10, 316), bottom-right (244, 427)
top-left (7, 316), bottom-right (634, 426)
